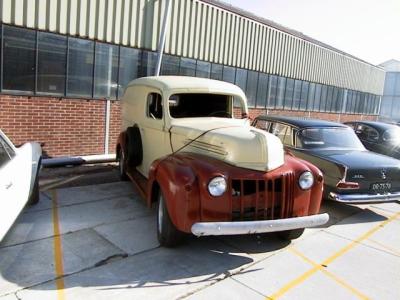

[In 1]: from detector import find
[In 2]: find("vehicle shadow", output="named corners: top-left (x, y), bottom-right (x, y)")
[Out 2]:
top-left (315, 199), bottom-right (389, 229)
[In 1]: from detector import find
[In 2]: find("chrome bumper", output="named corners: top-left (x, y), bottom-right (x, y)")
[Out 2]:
top-left (191, 213), bottom-right (329, 237)
top-left (329, 192), bottom-right (400, 204)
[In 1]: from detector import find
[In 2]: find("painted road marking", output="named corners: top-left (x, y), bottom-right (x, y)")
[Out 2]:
top-left (269, 211), bottom-right (400, 299)
top-left (43, 175), bottom-right (83, 192)
top-left (51, 190), bottom-right (66, 300)
top-left (289, 247), bottom-right (369, 300)
top-left (368, 238), bottom-right (400, 257)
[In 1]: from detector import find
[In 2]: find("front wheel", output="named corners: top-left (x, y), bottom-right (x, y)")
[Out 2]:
top-left (277, 228), bottom-right (305, 241)
top-left (157, 190), bottom-right (184, 247)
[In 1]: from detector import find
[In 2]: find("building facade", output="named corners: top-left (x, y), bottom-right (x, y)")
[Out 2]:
top-left (0, 0), bottom-right (385, 157)
top-left (379, 60), bottom-right (400, 122)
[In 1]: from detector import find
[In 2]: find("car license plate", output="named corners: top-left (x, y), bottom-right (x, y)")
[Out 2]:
top-left (371, 182), bottom-right (391, 191)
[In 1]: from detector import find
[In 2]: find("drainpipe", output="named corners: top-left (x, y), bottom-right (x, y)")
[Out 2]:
top-left (155, 0), bottom-right (172, 76)
top-left (104, 99), bottom-right (111, 154)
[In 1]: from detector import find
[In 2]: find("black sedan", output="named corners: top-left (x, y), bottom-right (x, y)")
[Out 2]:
top-left (344, 121), bottom-right (400, 159)
top-left (252, 115), bottom-right (400, 204)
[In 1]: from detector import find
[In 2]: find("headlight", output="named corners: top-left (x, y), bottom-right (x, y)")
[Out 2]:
top-left (299, 171), bottom-right (314, 190)
top-left (208, 176), bottom-right (227, 197)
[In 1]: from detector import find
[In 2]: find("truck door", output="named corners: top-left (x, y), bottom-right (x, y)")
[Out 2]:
top-left (137, 91), bottom-right (169, 176)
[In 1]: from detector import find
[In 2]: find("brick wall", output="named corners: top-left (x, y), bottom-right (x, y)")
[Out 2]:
top-left (0, 94), bottom-right (378, 158)
top-left (0, 95), bottom-right (109, 157)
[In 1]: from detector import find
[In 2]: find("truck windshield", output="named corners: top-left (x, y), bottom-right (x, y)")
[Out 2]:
top-left (297, 127), bottom-right (365, 150)
top-left (169, 93), bottom-right (237, 118)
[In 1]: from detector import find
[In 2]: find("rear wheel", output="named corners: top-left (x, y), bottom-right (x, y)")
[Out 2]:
top-left (118, 148), bottom-right (129, 181)
top-left (157, 190), bottom-right (184, 247)
top-left (278, 228), bottom-right (305, 240)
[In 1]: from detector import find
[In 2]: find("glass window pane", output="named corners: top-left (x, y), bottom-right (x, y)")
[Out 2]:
top-left (37, 32), bottom-right (67, 94)
top-left (235, 68), bottom-right (247, 92)
top-left (313, 84), bottom-right (322, 111)
top-left (292, 79), bottom-right (302, 110)
top-left (335, 88), bottom-right (343, 113)
top-left (118, 47), bottom-right (142, 98)
top-left (94, 42), bottom-right (119, 99)
top-left (300, 81), bottom-right (309, 111)
top-left (67, 37), bottom-right (94, 97)
top-left (307, 83), bottom-right (315, 111)
top-left (161, 54), bottom-right (180, 75)
top-left (331, 87), bottom-right (339, 112)
top-left (284, 78), bottom-right (294, 109)
top-left (267, 75), bottom-right (278, 108)
top-left (319, 85), bottom-right (328, 112)
top-left (179, 58), bottom-right (196, 76)
top-left (256, 73), bottom-right (269, 108)
top-left (326, 86), bottom-right (334, 112)
top-left (276, 76), bottom-right (286, 109)
top-left (142, 51), bottom-right (157, 76)
top-left (196, 61), bottom-right (210, 78)
top-left (384, 72), bottom-right (396, 96)
top-left (222, 66), bottom-right (235, 83)
top-left (210, 63), bottom-right (223, 80)
top-left (3, 26), bottom-right (36, 91)
top-left (395, 74), bottom-right (400, 96)
top-left (246, 71), bottom-right (258, 108)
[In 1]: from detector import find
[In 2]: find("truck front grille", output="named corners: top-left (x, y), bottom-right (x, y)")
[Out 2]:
top-left (230, 172), bottom-right (295, 221)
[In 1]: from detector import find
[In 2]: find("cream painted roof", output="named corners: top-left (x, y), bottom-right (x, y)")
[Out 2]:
top-left (127, 76), bottom-right (246, 97)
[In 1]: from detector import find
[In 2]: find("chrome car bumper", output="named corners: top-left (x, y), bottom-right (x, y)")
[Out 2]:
top-left (329, 192), bottom-right (400, 203)
top-left (191, 213), bottom-right (329, 236)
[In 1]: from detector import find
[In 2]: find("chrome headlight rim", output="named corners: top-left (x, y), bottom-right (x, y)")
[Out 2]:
top-left (208, 176), bottom-right (227, 197)
top-left (299, 171), bottom-right (314, 190)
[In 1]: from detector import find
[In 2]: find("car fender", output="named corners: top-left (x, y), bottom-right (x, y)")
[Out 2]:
top-left (147, 155), bottom-right (201, 233)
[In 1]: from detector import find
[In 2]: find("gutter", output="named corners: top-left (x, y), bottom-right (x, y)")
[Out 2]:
top-left (42, 154), bottom-right (116, 167)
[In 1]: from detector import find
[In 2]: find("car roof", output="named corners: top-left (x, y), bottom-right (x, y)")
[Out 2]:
top-left (345, 120), bottom-right (399, 131)
top-left (127, 76), bottom-right (246, 97)
top-left (254, 115), bottom-right (348, 129)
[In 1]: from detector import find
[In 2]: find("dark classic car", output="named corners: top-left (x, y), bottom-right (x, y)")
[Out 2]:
top-left (252, 115), bottom-right (400, 204)
top-left (344, 121), bottom-right (400, 159)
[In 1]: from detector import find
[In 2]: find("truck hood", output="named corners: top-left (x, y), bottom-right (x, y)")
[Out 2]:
top-left (170, 118), bottom-right (284, 172)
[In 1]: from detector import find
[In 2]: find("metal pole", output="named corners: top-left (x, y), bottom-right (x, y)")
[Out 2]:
top-left (155, 0), bottom-right (172, 76)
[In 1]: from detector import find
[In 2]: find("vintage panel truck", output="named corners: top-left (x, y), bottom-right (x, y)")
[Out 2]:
top-left (116, 76), bottom-right (328, 246)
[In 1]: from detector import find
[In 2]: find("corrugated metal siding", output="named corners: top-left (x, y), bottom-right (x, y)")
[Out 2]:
top-left (0, 0), bottom-right (384, 94)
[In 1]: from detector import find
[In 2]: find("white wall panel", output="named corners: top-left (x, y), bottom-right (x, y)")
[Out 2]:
top-left (0, 0), bottom-right (385, 94)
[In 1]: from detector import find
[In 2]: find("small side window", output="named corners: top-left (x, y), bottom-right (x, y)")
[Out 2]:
top-left (253, 119), bottom-right (270, 131)
top-left (270, 123), bottom-right (292, 145)
top-left (147, 93), bottom-right (163, 119)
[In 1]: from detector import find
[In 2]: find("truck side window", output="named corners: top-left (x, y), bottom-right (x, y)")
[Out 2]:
top-left (147, 93), bottom-right (163, 119)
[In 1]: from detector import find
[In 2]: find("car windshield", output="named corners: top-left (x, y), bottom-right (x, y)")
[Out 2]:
top-left (297, 127), bottom-right (365, 150)
top-left (168, 93), bottom-right (245, 118)
top-left (383, 128), bottom-right (400, 143)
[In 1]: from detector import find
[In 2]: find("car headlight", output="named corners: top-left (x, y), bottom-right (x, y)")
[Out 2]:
top-left (208, 176), bottom-right (227, 197)
top-left (299, 171), bottom-right (314, 190)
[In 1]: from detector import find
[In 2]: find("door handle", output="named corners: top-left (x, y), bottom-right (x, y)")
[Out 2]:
top-left (5, 182), bottom-right (13, 189)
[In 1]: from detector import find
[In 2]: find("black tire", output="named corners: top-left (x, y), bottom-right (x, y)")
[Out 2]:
top-left (125, 125), bottom-right (143, 167)
top-left (28, 177), bottom-right (40, 206)
top-left (118, 148), bottom-right (129, 181)
top-left (277, 228), bottom-right (305, 241)
top-left (157, 190), bottom-right (184, 247)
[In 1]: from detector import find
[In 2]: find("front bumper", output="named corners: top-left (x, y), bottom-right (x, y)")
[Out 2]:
top-left (191, 213), bottom-right (329, 236)
top-left (329, 192), bottom-right (400, 204)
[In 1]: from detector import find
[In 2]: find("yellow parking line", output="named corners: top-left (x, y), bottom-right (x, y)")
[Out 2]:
top-left (51, 190), bottom-right (66, 300)
top-left (269, 211), bottom-right (400, 299)
top-left (289, 248), bottom-right (370, 300)
top-left (368, 238), bottom-right (400, 257)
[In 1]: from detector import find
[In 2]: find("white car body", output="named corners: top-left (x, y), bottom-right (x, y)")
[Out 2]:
top-left (0, 130), bottom-right (42, 242)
